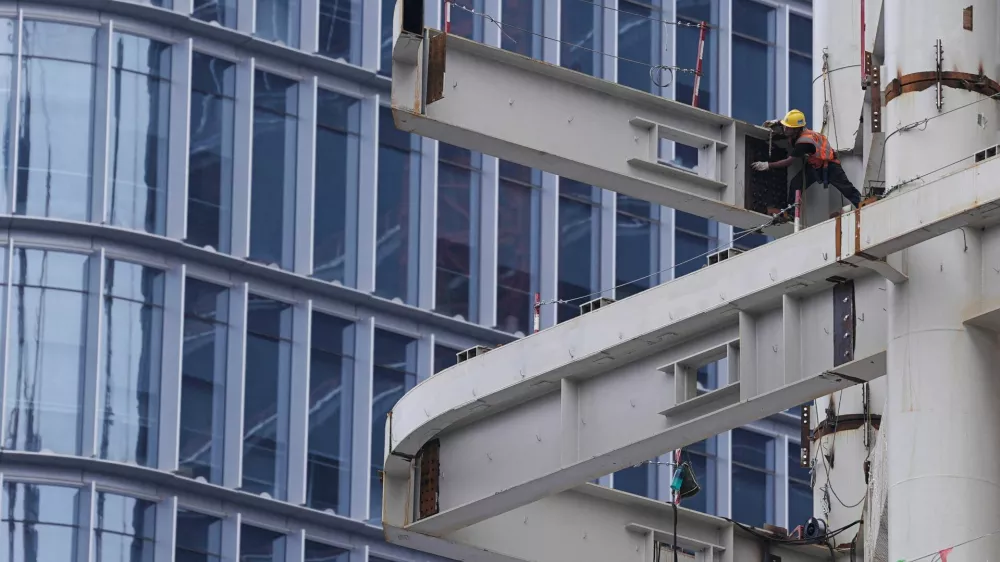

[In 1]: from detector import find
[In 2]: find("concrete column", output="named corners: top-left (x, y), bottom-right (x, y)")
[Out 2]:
top-left (883, 0), bottom-right (1000, 558)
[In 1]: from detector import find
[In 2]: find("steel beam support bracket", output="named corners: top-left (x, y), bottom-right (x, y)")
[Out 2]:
top-left (834, 210), bottom-right (908, 283)
top-left (883, 70), bottom-right (1000, 105)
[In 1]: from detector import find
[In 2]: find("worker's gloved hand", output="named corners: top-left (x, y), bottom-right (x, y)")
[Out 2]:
top-left (763, 119), bottom-right (779, 128)
top-left (751, 161), bottom-right (770, 172)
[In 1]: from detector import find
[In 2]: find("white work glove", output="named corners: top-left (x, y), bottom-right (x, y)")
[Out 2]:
top-left (751, 161), bottom-right (770, 172)
top-left (763, 119), bottom-right (779, 128)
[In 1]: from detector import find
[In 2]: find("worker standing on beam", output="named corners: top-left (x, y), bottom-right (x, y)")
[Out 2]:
top-left (750, 109), bottom-right (863, 210)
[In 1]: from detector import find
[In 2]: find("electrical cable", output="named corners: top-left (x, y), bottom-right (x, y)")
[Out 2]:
top-left (541, 200), bottom-right (798, 307)
top-left (726, 517), bottom-right (861, 547)
top-left (812, 64), bottom-right (863, 85)
top-left (566, 0), bottom-right (707, 29)
top-left (903, 528), bottom-right (1000, 561)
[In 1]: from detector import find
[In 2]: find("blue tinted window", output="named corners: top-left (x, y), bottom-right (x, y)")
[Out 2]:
top-left (100, 260), bottom-right (165, 467)
top-left (501, 0), bottom-right (542, 57)
top-left (682, 438), bottom-right (716, 514)
top-left (256, 0), bottom-right (301, 47)
top-left (4, 249), bottom-right (89, 455)
top-left (305, 540), bottom-right (350, 561)
top-left (370, 329), bottom-right (418, 523)
top-left (307, 311), bottom-right (354, 514)
top-left (94, 492), bottom-right (156, 562)
top-left (558, 179), bottom-right (600, 322)
top-left (497, 161), bottom-right (541, 335)
top-left (618, 0), bottom-right (658, 93)
top-left (434, 344), bottom-right (459, 374)
top-left (193, 0), bottom-right (238, 28)
top-left (676, 0), bottom-right (717, 112)
top-left (176, 510), bottom-right (223, 561)
top-left (789, 15), bottom-right (813, 125)
top-left (0, 19), bottom-right (12, 209)
top-left (561, 0), bottom-right (602, 76)
top-left (613, 461), bottom-right (656, 498)
top-left (250, 71), bottom-right (298, 270)
top-left (731, 428), bottom-right (775, 527)
top-left (314, 91), bottom-right (361, 286)
top-left (243, 295), bottom-right (294, 500)
top-left (180, 278), bottom-right (229, 484)
top-left (732, 0), bottom-right (775, 124)
top-left (109, 33), bottom-right (171, 235)
top-left (376, 106), bottom-right (421, 304)
top-left (319, 0), bottom-right (362, 64)
top-left (788, 443), bottom-right (812, 528)
top-left (188, 53), bottom-right (236, 253)
top-left (240, 524), bottom-right (286, 561)
top-left (449, 0), bottom-right (485, 40)
top-left (616, 195), bottom-right (658, 299)
top-left (16, 21), bottom-right (97, 221)
top-left (379, 0), bottom-right (393, 76)
top-left (734, 227), bottom-right (770, 250)
top-left (1, 482), bottom-right (82, 562)
top-left (437, 144), bottom-right (481, 321)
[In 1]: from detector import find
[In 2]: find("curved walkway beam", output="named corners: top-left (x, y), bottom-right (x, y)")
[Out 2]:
top-left (383, 154), bottom-right (1000, 548)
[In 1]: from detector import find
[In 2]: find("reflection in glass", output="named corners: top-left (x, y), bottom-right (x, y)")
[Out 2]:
top-left (305, 540), bottom-right (350, 561)
top-left (558, 179), bottom-right (600, 322)
top-left (501, 0), bottom-right (542, 57)
top-left (240, 524), bottom-right (286, 562)
top-left (180, 278), bottom-right (229, 484)
top-left (243, 295), bottom-right (293, 500)
top-left (370, 330), bottom-right (417, 522)
top-left (319, 0), bottom-right (362, 65)
top-left (789, 14), bottom-right (813, 123)
top-left (175, 510), bottom-right (223, 562)
top-left (100, 260), bottom-right (165, 467)
top-left (189, 53), bottom-right (236, 253)
top-left (313, 91), bottom-right (361, 285)
top-left (1, 482), bottom-right (81, 562)
top-left (4, 249), bottom-right (89, 455)
top-left (560, 0), bottom-right (602, 76)
top-left (437, 144), bottom-right (481, 321)
top-left (306, 311), bottom-right (354, 514)
top-left (497, 161), bottom-right (541, 335)
top-left (109, 33), bottom-right (171, 235)
top-left (250, 71), bottom-right (298, 270)
top-left (616, 195), bottom-right (658, 299)
top-left (731, 428), bottom-right (775, 527)
top-left (193, 0), bottom-right (238, 28)
top-left (94, 492), bottom-right (156, 562)
top-left (0, 18), bottom-right (15, 211)
top-left (256, 0), bottom-right (301, 47)
top-left (16, 21), bottom-right (97, 221)
top-left (375, 106), bottom-right (420, 304)
top-left (618, 0), bottom-right (658, 93)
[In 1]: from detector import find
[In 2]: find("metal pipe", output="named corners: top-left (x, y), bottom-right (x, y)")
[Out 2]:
top-left (691, 22), bottom-right (707, 108)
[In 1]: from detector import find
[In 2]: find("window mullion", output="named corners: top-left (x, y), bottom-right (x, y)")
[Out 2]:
top-left (91, 22), bottom-right (114, 225)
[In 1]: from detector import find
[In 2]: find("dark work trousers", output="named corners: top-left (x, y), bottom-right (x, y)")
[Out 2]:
top-left (788, 162), bottom-right (862, 208)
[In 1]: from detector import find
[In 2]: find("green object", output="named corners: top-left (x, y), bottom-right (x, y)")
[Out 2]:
top-left (669, 462), bottom-right (701, 499)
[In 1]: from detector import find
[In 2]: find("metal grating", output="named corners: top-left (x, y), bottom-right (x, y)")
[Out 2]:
top-left (744, 135), bottom-right (789, 214)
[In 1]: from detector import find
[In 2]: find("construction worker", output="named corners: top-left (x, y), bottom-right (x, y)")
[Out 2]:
top-left (751, 109), bottom-right (862, 210)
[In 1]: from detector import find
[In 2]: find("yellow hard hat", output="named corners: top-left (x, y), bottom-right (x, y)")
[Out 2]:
top-left (781, 109), bottom-right (806, 128)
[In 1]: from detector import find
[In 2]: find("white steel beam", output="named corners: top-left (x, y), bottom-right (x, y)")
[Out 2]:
top-left (390, 1), bottom-right (791, 234)
top-left (383, 482), bottom-right (853, 562)
top-left (384, 153), bottom-right (1000, 538)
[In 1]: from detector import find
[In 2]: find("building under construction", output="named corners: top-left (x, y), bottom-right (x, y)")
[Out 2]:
top-left (383, 0), bottom-right (1000, 561)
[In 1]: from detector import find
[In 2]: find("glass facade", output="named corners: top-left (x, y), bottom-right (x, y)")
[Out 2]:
top-left (0, 2), bottom-right (815, 560)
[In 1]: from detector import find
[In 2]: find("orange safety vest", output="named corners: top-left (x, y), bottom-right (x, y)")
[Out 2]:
top-left (796, 129), bottom-right (840, 169)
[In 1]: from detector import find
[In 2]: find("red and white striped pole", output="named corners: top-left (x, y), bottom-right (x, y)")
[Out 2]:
top-left (794, 189), bottom-right (802, 232)
top-left (444, 0), bottom-right (452, 33)
top-left (533, 292), bottom-right (541, 333)
top-left (691, 21), bottom-right (707, 108)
